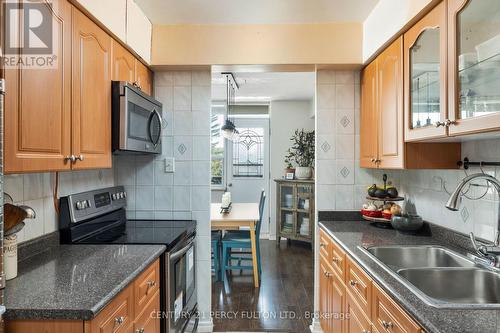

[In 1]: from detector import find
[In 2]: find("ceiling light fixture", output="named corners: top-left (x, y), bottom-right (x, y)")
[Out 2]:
top-left (221, 72), bottom-right (240, 141)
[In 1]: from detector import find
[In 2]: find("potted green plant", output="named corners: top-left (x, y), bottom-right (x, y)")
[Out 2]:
top-left (284, 156), bottom-right (295, 175)
top-left (285, 129), bottom-right (315, 179)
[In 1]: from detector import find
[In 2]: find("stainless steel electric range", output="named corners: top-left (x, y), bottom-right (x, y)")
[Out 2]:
top-left (59, 186), bottom-right (198, 333)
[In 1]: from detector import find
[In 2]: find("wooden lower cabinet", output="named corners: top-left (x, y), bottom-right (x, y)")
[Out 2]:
top-left (6, 259), bottom-right (160, 333)
top-left (319, 229), bottom-right (425, 333)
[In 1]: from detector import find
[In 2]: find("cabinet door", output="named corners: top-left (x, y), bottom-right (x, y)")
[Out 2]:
top-left (378, 37), bottom-right (404, 169)
top-left (360, 60), bottom-right (379, 168)
top-left (72, 9), bottom-right (112, 169)
top-left (135, 59), bottom-right (153, 95)
top-left (329, 272), bottom-right (346, 333)
top-left (4, 0), bottom-right (72, 173)
top-left (345, 292), bottom-right (371, 333)
top-left (112, 40), bottom-right (135, 83)
top-left (319, 259), bottom-right (332, 333)
top-left (448, 0), bottom-right (500, 135)
top-left (404, 1), bottom-right (448, 141)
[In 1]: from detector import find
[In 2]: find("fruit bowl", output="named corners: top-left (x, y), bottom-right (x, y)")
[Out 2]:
top-left (382, 212), bottom-right (392, 220)
top-left (361, 209), bottom-right (382, 218)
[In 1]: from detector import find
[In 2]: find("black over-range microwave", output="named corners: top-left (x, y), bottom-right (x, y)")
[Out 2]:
top-left (112, 81), bottom-right (163, 154)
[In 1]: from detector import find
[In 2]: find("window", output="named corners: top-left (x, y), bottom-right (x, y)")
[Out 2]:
top-left (211, 113), bottom-right (225, 186)
top-left (232, 128), bottom-right (264, 178)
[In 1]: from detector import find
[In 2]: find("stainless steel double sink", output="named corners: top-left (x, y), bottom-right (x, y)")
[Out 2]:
top-left (360, 245), bottom-right (500, 308)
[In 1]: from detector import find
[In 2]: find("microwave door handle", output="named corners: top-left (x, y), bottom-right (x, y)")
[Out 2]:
top-left (148, 109), bottom-right (162, 147)
top-left (170, 241), bottom-right (194, 262)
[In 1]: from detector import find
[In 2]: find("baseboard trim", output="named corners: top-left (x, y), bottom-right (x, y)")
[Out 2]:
top-left (197, 317), bottom-right (214, 332)
top-left (309, 318), bottom-right (323, 333)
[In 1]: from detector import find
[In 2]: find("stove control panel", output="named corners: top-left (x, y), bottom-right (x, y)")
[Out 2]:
top-left (60, 186), bottom-right (127, 224)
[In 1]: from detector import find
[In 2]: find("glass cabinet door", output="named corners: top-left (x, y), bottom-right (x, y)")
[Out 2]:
top-left (405, 2), bottom-right (448, 141)
top-left (448, 0), bottom-right (500, 135)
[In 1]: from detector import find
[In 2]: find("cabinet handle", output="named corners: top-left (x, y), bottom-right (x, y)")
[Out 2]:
top-left (147, 280), bottom-right (156, 289)
top-left (332, 257), bottom-right (340, 263)
top-left (323, 270), bottom-right (332, 278)
top-left (319, 242), bottom-right (326, 248)
top-left (114, 316), bottom-right (125, 326)
top-left (135, 328), bottom-right (145, 333)
top-left (375, 159), bottom-right (381, 164)
top-left (435, 121), bottom-right (447, 127)
top-left (76, 154), bottom-right (84, 161)
top-left (445, 119), bottom-right (457, 127)
top-left (64, 155), bottom-right (76, 163)
top-left (349, 280), bottom-right (358, 287)
top-left (382, 320), bottom-right (394, 330)
top-left (371, 158), bottom-right (376, 162)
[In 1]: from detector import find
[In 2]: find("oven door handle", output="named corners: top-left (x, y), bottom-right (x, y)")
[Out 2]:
top-left (170, 239), bottom-right (194, 262)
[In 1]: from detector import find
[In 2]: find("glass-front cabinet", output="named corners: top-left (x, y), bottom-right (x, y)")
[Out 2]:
top-left (404, 1), bottom-right (448, 141)
top-left (275, 179), bottom-right (314, 248)
top-left (448, 0), bottom-right (500, 135)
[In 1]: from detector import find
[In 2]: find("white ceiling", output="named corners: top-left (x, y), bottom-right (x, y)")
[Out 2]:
top-left (135, 0), bottom-right (380, 25)
top-left (211, 72), bottom-right (315, 103)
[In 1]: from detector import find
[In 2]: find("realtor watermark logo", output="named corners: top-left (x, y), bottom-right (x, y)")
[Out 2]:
top-left (2, 1), bottom-right (57, 69)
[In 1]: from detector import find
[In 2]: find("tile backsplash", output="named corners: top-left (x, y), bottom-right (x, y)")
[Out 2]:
top-left (316, 69), bottom-right (500, 243)
top-left (4, 170), bottom-right (114, 243)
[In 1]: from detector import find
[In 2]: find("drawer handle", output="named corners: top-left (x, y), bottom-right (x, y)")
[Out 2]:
top-left (76, 154), bottom-right (84, 161)
top-left (382, 320), bottom-right (394, 330)
top-left (64, 155), bottom-right (76, 163)
top-left (147, 280), bottom-right (156, 288)
top-left (323, 270), bottom-right (332, 278)
top-left (114, 316), bottom-right (125, 326)
top-left (349, 280), bottom-right (358, 287)
top-left (332, 257), bottom-right (341, 263)
top-left (135, 329), bottom-right (145, 333)
top-left (320, 242), bottom-right (326, 248)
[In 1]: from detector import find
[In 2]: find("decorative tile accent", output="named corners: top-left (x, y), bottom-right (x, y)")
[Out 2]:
top-left (340, 115), bottom-right (350, 128)
top-left (178, 143), bottom-right (187, 155)
top-left (340, 167), bottom-right (350, 178)
top-left (461, 206), bottom-right (470, 223)
top-left (321, 141), bottom-right (331, 153)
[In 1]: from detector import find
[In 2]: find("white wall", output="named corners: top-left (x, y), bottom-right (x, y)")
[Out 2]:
top-left (269, 100), bottom-right (314, 239)
top-left (4, 170), bottom-right (114, 243)
top-left (363, 0), bottom-right (434, 62)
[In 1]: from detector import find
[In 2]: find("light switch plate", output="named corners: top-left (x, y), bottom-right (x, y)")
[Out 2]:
top-left (164, 157), bottom-right (175, 173)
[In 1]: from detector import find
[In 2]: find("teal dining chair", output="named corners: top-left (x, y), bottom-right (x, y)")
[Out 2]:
top-left (221, 190), bottom-right (266, 282)
top-left (211, 230), bottom-right (222, 281)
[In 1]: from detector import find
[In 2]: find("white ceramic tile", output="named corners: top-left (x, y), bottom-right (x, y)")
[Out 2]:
top-left (335, 134), bottom-right (355, 160)
top-left (22, 198), bottom-right (45, 241)
top-left (43, 196), bottom-right (58, 234)
top-left (126, 210), bottom-right (136, 219)
top-left (192, 161), bottom-right (211, 185)
top-left (336, 84), bottom-right (355, 109)
top-left (174, 161), bottom-right (192, 185)
top-left (57, 171), bottom-right (74, 197)
top-left (124, 186), bottom-right (136, 211)
top-left (4, 174), bottom-right (24, 202)
top-left (136, 156), bottom-right (155, 185)
top-left (335, 185), bottom-right (354, 210)
top-left (354, 185), bottom-right (367, 210)
top-left (154, 160), bottom-right (174, 186)
top-left (173, 86), bottom-right (191, 111)
top-left (317, 185), bottom-right (336, 211)
top-left (317, 85), bottom-right (335, 109)
top-left (196, 259), bottom-right (212, 311)
top-left (174, 136), bottom-right (193, 161)
top-left (155, 86), bottom-right (173, 112)
top-left (174, 111), bottom-right (193, 136)
top-left (317, 160), bottom-right (336, 185)
top-left (336, 160), bottom-right (355, 185)
top-left (135, 211), bottom-right (155, 219)
top-left (316, 109), bottom-right (335, 135)
top-left (192, 86), bottom-right (211, 111)
top-left (155, 72), bottom-right (173, 87)
top-left (162, 111), bottom-right (174, 136)
top-left (336, 71), bottom-right (355, 84)
top-left (192, 111), bottom-right (211, 136)
top-left (193, 136), bottom-right (210, 161)
top-left (317, 135), bottom-right (335, 160)
top-left (23, 173), bottom-right (50, 200)
top-left (192, 186), bottom-right (210, 211)
top-left (114, 156), bottom-right (136, 185)
top-left (173, 186), bottom-right (191, 211)
top-left (336, 109), bottom-right (355, 134)
top-left (317, 71), bottom-right (335, 85)
top-left (135, 186), bottom-right (155, 210)
top-left (173, 71), bottom-right (192, 86)
top-left (196, 235), bottom-right (211, 261)
top-left (154, 186), bottom-right (173, 210)
top-left (355, 160), bottom-right (373, 185)
top-left (173, 211), bottom-right (192, 219)
top-left (192, 71), bottom-right (211, 86)
top-left (154, 211), bottom-right (174, 219)
top-left (157, 136), bottom-right (174, 160)
top-left (192, 211), bottom-right (210, 237)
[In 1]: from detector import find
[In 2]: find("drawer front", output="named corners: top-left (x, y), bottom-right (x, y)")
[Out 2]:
top-left (134, 291), bottom-right (160, 333)
top-left (330, 239), bottom-right (346, 281)
top-left (319, 229), bottom-right (332, 262)
top-left (134, 259), bottom-right (160, 315)
top-left (90, 286), bottom-right (134, 333)
top-left (345, 256), bottom-right (372, 316)
top-left (372, 284), bottom-right (421, 333)
top-left (345, 292), bottom-right (370, 333)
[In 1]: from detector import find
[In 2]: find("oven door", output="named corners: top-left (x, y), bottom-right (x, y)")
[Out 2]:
top-left (168, 236), bottom-right (197, 333)
top-left (122, 86), bottom-right (162, 154)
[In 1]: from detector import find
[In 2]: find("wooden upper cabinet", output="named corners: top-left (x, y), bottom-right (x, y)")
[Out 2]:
top-left (72, 8), bottom-right (112, 170)
top-left (360, 59), bottom-right (379, 168)
top-left (404, 1), bottom-right (448, 142)
top-left (135, 60), bottom-right (153, 95)
top-left (447, 0), bottom-right (500, 136)
top-left (378, 36), bottom-right (404, 169)
top-left (4, 0), bottom-right (72, 173)
top-left (112, 40), bottom-right (135, 83)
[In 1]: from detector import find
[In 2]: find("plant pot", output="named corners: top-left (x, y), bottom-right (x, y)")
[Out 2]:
top-left (295, 166), bottom-right (312, 179)
top-left (285, 168), bottom-right (295, 174)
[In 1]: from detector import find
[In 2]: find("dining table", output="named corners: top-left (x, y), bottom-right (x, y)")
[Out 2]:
top-left (210, 202), bottom-right (260, 288)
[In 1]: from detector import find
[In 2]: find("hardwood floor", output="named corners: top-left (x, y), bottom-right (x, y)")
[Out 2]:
top-left (212, 240), bottom-right (314, 332)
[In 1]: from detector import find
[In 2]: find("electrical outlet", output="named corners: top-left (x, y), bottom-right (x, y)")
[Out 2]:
top-left (164, 157), bottom-right (175, 173)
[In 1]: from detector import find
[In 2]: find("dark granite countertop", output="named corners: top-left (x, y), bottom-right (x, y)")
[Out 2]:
top-left (319, 219), bottom-right (500, 333)
top-left (5, 244), bottom-right (166, 320)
